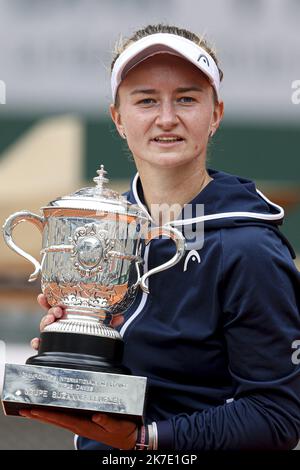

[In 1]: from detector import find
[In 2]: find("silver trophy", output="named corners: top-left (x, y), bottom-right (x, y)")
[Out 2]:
top-left (1, 165), bottom-right (186, 418)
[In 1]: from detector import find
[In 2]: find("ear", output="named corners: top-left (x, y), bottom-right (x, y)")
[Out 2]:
top-left (210, 100), bottom-right (224, 136)
top-left (110, 104), bottom-right (125, 138)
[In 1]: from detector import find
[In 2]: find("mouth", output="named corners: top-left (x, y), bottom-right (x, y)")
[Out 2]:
top-left (151, 136), bottom-right (184, 145)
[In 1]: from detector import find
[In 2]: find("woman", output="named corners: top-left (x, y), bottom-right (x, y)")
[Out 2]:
top-left (22, 24), bottom-right (300, 450)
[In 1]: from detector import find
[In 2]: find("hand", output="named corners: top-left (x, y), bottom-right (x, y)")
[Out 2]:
top-left (31, 294), bottom-right (64, 350)
top-left (31, 294), bottom-right (125, 351)
top-left (19, 409), bottom-right (137, 450)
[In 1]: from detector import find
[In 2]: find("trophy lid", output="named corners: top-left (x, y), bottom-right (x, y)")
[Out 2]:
top-left (44, 165), bottom-right (144, 217)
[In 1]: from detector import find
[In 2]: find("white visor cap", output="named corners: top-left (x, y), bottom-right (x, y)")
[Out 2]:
top-left (111, 33), bottom-right (221, 103)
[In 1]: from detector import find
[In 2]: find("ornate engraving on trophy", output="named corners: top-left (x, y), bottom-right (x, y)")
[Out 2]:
top-left (70, 222), bottom-right (114, 277)
top-left (42, 281), bottom-right (129, 311)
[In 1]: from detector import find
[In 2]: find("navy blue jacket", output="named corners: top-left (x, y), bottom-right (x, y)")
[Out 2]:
top-left (77, 169), bottom-right (300, 450)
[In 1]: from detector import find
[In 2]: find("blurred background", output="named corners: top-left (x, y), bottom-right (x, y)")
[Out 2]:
top-left (0, 0), bottom-right (299, 449)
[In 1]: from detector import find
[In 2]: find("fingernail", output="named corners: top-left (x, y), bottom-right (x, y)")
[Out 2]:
top-left (54, 307), bottom-right (63, 317)
top-left (92, 414), bottom-right (101, 423)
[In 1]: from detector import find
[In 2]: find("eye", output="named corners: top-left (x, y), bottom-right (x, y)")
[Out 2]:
top-left (183, 249), bottom-right (201, 272)
top-left (178, 96), bottom-right (195, 103)
top-left (197, 54), bottom-right (210, 67)
top-left (137, 98), bottom-right (156, 105)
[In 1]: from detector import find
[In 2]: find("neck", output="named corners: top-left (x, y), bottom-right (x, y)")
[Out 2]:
top-left (136, 162), bottom-right (212, 224)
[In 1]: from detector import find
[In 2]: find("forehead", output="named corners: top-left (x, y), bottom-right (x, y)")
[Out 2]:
top-left (119, 53), bottom-right (211, 91)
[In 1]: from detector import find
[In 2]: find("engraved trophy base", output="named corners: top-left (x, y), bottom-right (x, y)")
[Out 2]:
top-left (2, 363), bottom-right (147, 419)
top-left (1, 330), bottom-right (147, 419)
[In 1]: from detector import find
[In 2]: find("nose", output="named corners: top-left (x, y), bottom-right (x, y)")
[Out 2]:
top-left (155, 100), bottom-right (179, 130)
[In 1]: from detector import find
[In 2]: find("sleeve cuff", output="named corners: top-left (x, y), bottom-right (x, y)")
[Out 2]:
top-left (156, 420), bottom-right (174, 450)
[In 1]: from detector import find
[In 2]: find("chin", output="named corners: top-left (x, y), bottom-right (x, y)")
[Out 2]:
top-left (144, 152), bottom-right (193, 168)
top-left (154, 157), bottom-right (194, 169)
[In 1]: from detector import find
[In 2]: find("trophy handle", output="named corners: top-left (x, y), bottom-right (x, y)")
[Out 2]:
top-left (139, 226), bottom-right (186, 294)
top-left (2, 210), bottom-right (44, 282)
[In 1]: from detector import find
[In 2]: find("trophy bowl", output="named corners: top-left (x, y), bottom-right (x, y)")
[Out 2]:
top-left (1, 165), bottom-right (186, 418)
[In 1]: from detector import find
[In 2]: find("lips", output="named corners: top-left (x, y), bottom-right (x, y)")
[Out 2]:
top-left (152, 135), bottom-right (184, 143)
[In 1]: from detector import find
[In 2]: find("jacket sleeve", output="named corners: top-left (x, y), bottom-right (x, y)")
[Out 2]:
top-left (156, 226), bottom-right (300, 450)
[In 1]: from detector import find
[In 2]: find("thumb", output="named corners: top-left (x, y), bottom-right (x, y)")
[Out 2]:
top-left (110, 314), bottom-right (124, 328)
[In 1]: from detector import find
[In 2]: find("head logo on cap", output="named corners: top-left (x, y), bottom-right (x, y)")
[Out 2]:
top-left (197, 54), bottom-right (210, 67)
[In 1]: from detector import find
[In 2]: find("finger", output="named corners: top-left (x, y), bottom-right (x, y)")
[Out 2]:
top-left (40, 308), bottom-right (63, 332)
top-left (49, 306), bottom-right (64, 319)
top-left (110, 315), bottom-right (124, 328)
top-left (19, 409), bottom-right (78, 431)
top-left (20, 409), bottom-right (136, 448)
top-left (30, 337), bottom-right (40, 350)
top-left (91, 413), bottom-right (136, 434)
top-left (40, 314), bottom-right (54, 332)
top-left (37, 293), bottom-right (51, 311)
top-left (20, 408), bottom-right (76, 424)
top-left (19, 410), bottom-right (32, 418)
top-left (19, 409), bottom-right (97, 436)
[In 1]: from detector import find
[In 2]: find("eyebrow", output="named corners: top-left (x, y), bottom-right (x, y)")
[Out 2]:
top-left (176, 86), bottom-right (204, 93)
top-left (130, 88), bottom-right (157, 96)
top-left (130, 86), bottom-right (204, 96)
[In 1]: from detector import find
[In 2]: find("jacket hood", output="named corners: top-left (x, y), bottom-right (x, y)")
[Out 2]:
top-left (125, 168), bottom-right (295, 258)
